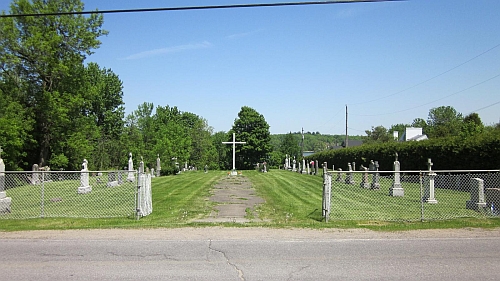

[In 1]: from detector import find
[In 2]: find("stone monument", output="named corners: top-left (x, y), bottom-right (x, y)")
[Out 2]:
top-left (127, 152), bottom-right (135, 182)
top-left (389, 153), bottom-right (404, 196)
top-left (370, 160), bottom-right (380, 190)
top-left (360, 165), bottom-right (370, 189)
top-left (423, 158), bottom-right (438, 203)
top-left (466, 178), bottom-right (487, 211)
top-left (0, 146), bottom-right (12, 213)
top-left (77, 159), bottom-right (92, 194)
top-left (156, 154), bottom-right (161, 177)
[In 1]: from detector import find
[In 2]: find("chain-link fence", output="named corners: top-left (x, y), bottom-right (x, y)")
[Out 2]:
top-left (0, 170), bottom-right (141, 219)
top-left (322, 169), bottom-right (500, 222)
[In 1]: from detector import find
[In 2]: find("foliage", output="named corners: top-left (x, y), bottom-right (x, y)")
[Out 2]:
top-left (230, 106), bottom-right (272, 169)
top-left (364, 125), bottom-right (392, 144)
top-left (0, 0), bottom-right (111, 170)
top-left (310, 129), bottom-right (500, 171)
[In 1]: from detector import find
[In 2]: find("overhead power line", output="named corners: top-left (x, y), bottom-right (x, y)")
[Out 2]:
top-left (349, 42), bottom-right (500, 106)
top-left (352, 73), bottom-right (500, 116)
top-left (0, 0), bottom-right (405, 18)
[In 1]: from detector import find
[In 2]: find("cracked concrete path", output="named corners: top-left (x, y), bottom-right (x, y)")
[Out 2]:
top-left (194, 175), bottom-right (266, 223)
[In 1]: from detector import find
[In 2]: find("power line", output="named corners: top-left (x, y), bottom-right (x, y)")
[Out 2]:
top-left (352, 73), bottom-right (500, 116)
top-left (0, 0), bottom-right (405, 18)
top-left (466, 100), bottom-right (500, 115)
top-left (349, 42), bottom-right (500, 105)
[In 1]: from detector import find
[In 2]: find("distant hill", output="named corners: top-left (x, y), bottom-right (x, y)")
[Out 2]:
top-left (271, 132), bottom-right (363, 153)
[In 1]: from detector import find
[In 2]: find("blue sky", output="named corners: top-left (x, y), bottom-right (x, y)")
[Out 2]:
top-left (2, 0), bottom-right (499, 135)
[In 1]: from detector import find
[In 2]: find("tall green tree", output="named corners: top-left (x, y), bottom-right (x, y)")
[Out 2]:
top-left (279, 132), bottom-right (300, 160)
top-left (230, 106), bottom-right (272, 169)
top-left (0, 0), bottom-right (107, 168)
top-left (426, 106), bottom-right (463, 138)
top-left (212, 131), bottom-right (230, 170)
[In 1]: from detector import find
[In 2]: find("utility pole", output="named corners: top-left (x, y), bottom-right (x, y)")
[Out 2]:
top-left (345, 104), bottom-right (348, 148)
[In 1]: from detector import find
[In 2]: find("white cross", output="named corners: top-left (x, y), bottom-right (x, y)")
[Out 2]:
top-left (222, 133), bottom-right (246, 171)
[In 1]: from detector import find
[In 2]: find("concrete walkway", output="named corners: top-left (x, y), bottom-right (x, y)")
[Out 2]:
top-left (195, 175), bottom-right (266, 223)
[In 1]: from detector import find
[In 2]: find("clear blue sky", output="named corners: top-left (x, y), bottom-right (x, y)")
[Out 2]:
top-left (2, 0), bottom-right (499, 135)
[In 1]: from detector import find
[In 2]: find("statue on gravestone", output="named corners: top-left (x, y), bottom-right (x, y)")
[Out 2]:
top-left (127, 153), bottom-right (135, 182)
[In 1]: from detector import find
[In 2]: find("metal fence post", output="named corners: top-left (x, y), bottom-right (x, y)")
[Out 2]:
top-left (40, 171), bottom-right (45, 218)
top-left (420, 171), bottom-right (424, 222)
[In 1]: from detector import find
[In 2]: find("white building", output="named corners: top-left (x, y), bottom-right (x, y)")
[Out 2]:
top-left (398, 127), bottom-right (428, 142)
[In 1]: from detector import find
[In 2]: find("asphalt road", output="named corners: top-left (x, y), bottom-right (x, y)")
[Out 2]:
top-left (2, 235), bottom-right (500, 280)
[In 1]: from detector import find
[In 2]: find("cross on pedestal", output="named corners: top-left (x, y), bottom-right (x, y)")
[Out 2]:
top-left (222, 133), bottom-right (246, 172)
top-left (427, 158), bottom-right (433, 171)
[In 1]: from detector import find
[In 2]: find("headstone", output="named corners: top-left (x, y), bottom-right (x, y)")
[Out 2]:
top-left (352, 162), bottom-right (356, 172)
top-left (156, 154), bottom-right (161, 177)
top-left (423, 158), bottom-right (438, 203)
top-left (222, 133), bottom-right (246, 175)
top-left (204, 165), bottom-right (208, 173)
top-left (315, 160), bottom-right (319, 176)
top-left (151, 168), bottom-right (155, 178)
top-left (184, 162), bottom-right (188, 172)
top-left (389, 153), bottom-right (404, 196)
top-left (263, 162), bottom-right (267, 173)
top-left (302, 159), bottom-right (306, 174)
top-left (0, 146), bottom-right (12, 213)
top-left (107, 171), bottom-right (119, 187)
top-left (78, 159), bottom-right (92, 194)
top-left (360, 165), bottom-right (370, 189)
top-left (336, 168), bottom-right (343, 182)
top-left (307, 162), bottom-right (310, 175)
top-left (31, 164), bottom-right (40, 185)
top-left (292, 157), bottom-right (297, 172)
top-left (298, 162), bottom-right (301, 173)
top-left (466, 178), bottom-right (486, 211)
top-left (310, 160), bottom-right (314, 175)
top-left (345, 163), bottom-right (355, 184)
top-left (127, 152), bottom-right (135, 182)
top-left (370, 160), bottom-right (380, 190)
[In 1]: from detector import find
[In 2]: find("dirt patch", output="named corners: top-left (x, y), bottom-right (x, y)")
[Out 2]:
top-left (194, 175), bottom-right (266, 223)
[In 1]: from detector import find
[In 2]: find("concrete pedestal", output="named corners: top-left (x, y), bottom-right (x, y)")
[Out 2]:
top-left (78, 186), bottom-right (92, 194)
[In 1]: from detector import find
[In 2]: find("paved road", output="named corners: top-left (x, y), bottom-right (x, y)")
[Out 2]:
top-left (2, 232), bottom-right (500, 280)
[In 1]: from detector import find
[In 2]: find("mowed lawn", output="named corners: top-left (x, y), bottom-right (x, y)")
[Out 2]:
top-left (1, 169), bottom-right (499, 230)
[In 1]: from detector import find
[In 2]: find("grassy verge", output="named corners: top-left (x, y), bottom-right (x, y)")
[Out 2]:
top-left (1, 170), bottom-right (499, 231)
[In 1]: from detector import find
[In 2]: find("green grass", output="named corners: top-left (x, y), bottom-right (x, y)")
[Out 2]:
top-left (1, 170), bottom-right (499, 231)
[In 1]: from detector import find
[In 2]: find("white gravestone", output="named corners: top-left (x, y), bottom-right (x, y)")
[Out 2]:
top-left (423, 158), bottom-right (438, 203)
top-left (222, 133), bottom-right (246, 176)
top-left (0, 146), bottom-right (12, 213)
top-left (292, 157), bottom-right (296, 172)
top-left (31, 164), bottom-right (40, 185)
top-left (466, 178), bottom-right (487, 211)
top-left (389, 153), bottom-right (404, 196)
top-left (156, 154), bottom-right (161, 177)
top-left (302, 159), bottom-right (306, 174)
top-left (78, 159), bottom-right (92, 194)
top-left (127, 152), bottom-right (135, 182)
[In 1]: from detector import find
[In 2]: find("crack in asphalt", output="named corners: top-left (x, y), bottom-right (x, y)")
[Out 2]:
top-left (287, 265), bottom-right (311, 281)
top-left (208, 239), bottom-right (245, 281)
top-left (107, 252), bottom-right (179, 261)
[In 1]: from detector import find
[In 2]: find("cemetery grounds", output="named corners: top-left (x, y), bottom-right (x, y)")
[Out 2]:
top-left (1, 169), bottom-right (500, 232)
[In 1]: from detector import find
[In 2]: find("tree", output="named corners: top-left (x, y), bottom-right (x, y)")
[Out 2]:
top-left (461, 113), bottom-right (484, 139)
top-left (230, 106), bottom-right (272, 169)
top-left (426, 106), bottom-right (463, 138)
top-left (0, 0), bottom-right (107, 168)
top-left (364, 125), bottom-right (391, 144)
top-left (212, 131), bottom-right (230, 170)
top-left (279, 132), bottom-right (300, 160)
